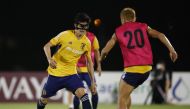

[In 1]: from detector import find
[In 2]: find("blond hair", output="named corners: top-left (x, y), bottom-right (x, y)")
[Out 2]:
top-left (120, 8), bottom-right (136, 21)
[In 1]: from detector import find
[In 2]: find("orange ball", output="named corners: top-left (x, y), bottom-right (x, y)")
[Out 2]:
top-left (94, 18), bottom-right (101, 27)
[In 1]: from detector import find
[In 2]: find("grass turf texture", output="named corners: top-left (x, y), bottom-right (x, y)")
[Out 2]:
top-left (0, 103), bottom-right (189, 109)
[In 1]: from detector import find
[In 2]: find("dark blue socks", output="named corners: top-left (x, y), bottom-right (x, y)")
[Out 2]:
top-left (91, 93), bottom-right (98, 109)
top-left (37, 99), bottom-right (46, 109)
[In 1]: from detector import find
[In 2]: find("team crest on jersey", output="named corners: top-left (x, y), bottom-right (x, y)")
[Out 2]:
top-left (68, 41), bottom-right (72, 44)
top-left (80, 43), bottom-right (86, 50)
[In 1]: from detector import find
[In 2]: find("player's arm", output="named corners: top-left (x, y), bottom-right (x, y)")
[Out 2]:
top-left (147, 27), bottom-right (178, 62)
top-left (43, 32), bottom-right (63, 68)
top-left (43, 42), bottom-right (57, 69)
top-left (93, 37), bottom-right (102, 76)
top-left (85, 51), bottom-right (96, 93)
top-left (101, 33), bottom-right (117, 61)
top-left (76, 66), bottom-right (81, 73)
top-left (94, 49), bottom-right (102, 76)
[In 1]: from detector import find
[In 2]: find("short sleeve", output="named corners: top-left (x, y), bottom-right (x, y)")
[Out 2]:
top-left (85, 40), bottom-right (91, 57)
top-left (93, 37), bottom-right (100, 50)
top-left (50, 32), bottom-right (64, 46)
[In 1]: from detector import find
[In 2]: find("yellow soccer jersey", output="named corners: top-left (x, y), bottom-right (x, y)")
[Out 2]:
top-left (124, 65), bottom-right (152, 74)
top-left (78, 36), bottom-right (100, 73)
top-left (93, 37), bottom-right (100, 50)
top-left (47, 30), bottom-right (91, 77)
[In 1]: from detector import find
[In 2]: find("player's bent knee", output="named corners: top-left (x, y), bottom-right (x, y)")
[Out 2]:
top-left (75, 87), bottom-right (86, 98)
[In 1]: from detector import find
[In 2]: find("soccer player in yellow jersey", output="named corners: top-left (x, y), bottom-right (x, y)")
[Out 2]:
top-left (37, 13), bottom-right (95, 109)
top-left (101, 8), bottom-right (178, 109)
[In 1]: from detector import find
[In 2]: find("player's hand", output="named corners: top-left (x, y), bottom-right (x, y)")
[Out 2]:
top-left (96, 65), bottom-right (102, 76)
top-left (48, 59), bottom-right (57, 69)
top-left (76, 67), bottom-right (81, 73)
top-left (100, 54), bottom-right (107, 62)
top-left (169, 50), bottom-right (178, 62)
top-left (90, 82), bottom-right (97, 94)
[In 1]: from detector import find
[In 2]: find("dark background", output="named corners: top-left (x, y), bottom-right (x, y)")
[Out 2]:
top-left (0, 0), bottom-right (188, 71)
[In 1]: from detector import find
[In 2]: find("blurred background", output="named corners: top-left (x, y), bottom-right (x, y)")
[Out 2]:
top-left (0, 0), bottom-right (190, 108)
top-left (0, 0), bottom-right (189, 71)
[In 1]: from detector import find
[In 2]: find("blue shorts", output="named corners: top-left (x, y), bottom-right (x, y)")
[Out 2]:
top-left (78, 73), bottom-right (96, 87)
top-left (42, 74), bottom-right (84, 98)
top-left (121, 72), bottom-right (150, 88)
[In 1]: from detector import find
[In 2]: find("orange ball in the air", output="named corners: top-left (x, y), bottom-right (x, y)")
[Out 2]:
top-left (94, 19), bottom-right (101, 27)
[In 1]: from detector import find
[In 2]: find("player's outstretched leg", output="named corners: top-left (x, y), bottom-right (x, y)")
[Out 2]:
top-left (118, 79), bottom-right (134, 109)
top-left (73, 95), bottom-right (80, 109)
top-left (126, 96), bottom-right (131, 109)
top-left (37, 97), bottom-right (48, 109)
top-left (91, 93), bottom-right (98, 109)
top-left (75, 88), bottom-right (92, 109)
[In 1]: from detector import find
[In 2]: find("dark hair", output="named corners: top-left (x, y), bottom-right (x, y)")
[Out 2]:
top-left (74, 12), bottom-right (91, 24)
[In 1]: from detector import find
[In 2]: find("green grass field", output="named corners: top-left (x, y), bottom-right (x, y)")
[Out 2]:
top-left (0, 103), bottom-right (189, 109)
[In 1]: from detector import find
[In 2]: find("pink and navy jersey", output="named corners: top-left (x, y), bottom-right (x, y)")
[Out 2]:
top-left (115, 22), bottom-right (153, 67)
top-left (77, 32), bottom-right (95, 67)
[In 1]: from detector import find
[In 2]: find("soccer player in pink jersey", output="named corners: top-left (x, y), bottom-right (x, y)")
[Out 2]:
top-left (74, 13), bottom-right (101, 109)
top-left (101, 8), bottom-right (178, 109)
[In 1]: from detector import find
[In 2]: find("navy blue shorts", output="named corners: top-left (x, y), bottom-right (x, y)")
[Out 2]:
top-left (42, 74), bottom-right (84, 98)
top-left (78, 73), bottom-right (92, 87)
top-left (121, 72), bottom-right (150, 88)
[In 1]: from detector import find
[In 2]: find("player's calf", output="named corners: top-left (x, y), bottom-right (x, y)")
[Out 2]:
top-left (75, 88), bottom-right (92, 109)
top-left (73, 95), bottom-right (80, 109)
top-left (91, 92), bottom-right (98, 109)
